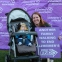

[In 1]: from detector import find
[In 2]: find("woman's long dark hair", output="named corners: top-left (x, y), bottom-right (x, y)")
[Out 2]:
top-left (31, 12), bottom-right (46, 31)
top-left (31, 12), bottom-right (45, 27)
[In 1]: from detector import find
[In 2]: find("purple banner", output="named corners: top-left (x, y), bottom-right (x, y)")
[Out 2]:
top-left (35, 27), bottom-right (61, 58)
top-left (0, 0), bottom-right (62, 49)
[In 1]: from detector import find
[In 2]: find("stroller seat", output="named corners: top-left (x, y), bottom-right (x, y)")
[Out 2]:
top-left (9, 18), bottom-right (37, 54)
top-left (16, 44), bottom-right (36, 53)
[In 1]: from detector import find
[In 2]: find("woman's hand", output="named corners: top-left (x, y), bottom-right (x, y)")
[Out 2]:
top-left (58, 36), bottom-right (62, 40)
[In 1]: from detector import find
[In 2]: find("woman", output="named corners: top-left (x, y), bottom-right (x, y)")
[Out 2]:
top-left (31, 12), bottom-right (51, 62)
top-left (31, 12), bottom-right (50, 31)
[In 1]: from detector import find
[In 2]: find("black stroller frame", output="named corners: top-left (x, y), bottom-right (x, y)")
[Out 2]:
top-left (5, 8), bottom-right (41, 62)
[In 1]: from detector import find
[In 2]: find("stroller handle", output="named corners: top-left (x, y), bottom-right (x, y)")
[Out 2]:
top-left (11, 31), bottom-right (37, 36)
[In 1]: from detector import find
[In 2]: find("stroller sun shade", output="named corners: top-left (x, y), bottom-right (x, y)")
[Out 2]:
top-left (7, 8), bottom-right (31, 24)
top-left (6, 8), bottom-right (31, 32)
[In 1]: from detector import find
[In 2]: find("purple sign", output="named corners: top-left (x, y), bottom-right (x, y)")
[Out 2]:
top-left (35, 27), bottom-right (61, 58)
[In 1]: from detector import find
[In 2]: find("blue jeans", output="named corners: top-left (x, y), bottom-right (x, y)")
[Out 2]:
top-left (16, 34), bottom-right (31, 45)
top-left (18, 38), bottom-right (31, 46)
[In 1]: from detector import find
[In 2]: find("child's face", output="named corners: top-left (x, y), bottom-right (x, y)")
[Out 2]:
top-left (19, 23), bottom-right (28, 31)
top-left (20, 24), bottom-right (27, 31)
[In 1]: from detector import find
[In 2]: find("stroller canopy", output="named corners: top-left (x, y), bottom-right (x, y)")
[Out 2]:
top-left (6, 8), bottom-right (31, 32)
top-left (7, 8), bottom-right (31, 24)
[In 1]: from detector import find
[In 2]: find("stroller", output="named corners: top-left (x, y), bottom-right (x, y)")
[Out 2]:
top-left (5, 8), bottom-right (40, 62)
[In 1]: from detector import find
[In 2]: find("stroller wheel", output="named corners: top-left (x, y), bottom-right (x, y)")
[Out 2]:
top-left (30, 59), bottom-right (39, 62)
top-left (5, 55), bottom-right (11, 62)
top-left (30, 58), bottom-right (41, 62)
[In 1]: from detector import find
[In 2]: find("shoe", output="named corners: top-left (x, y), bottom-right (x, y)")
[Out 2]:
top-left (18, 42), bottom-right (22, 45)
top-left (28, 43), bottom-right (32, 47)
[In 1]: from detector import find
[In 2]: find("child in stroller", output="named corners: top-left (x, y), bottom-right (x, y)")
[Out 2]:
top-left (16, 22), bottom-right (32, 46)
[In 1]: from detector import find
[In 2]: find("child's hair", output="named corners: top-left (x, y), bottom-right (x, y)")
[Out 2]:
top-left (20, 22), bottom-right (28, 31)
